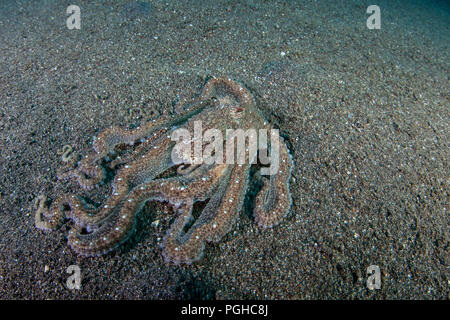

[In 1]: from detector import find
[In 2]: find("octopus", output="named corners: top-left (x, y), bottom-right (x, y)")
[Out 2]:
top-left (35, 77), bottom-right (293, 264)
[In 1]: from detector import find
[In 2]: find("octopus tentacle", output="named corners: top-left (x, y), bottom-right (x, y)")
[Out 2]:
top-left (68, 198), bottom-right (135, 256)
top-left (60, 99), bottom-right (213, 190)
top-left (34, 194), bottom-right (92, 231)
top-left (254, 137), bottom-right (293, 228)
top-left (109, 127), bottom-right (169, 169)
top-left (163, 156), bottom-right (251, 264)
top-left (68, 164), bottom-right (229, 256)
top-left (176, 164), bottom-right (200, 175)
top-left (72, 140), bottom-right (176, 229)
top-left (161, 171), bottom-right (232, 264)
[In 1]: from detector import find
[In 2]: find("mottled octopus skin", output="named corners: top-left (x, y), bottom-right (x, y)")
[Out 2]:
top-left (35, 77), bottom-right (293, 264)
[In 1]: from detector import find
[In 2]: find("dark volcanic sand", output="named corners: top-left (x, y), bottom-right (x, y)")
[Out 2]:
top-left (0, 0), bottom-right (448, 299)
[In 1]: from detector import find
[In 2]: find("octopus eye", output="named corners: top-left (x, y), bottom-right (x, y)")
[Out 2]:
top-left (210, 96), bottom-right (218, 103)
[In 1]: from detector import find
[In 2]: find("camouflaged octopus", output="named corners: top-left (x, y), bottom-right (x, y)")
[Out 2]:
top-left (35, 77), bottom-right (293, 264)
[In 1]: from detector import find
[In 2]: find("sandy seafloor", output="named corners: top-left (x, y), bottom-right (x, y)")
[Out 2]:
top-left (0, 0), bottom-right (448, 299)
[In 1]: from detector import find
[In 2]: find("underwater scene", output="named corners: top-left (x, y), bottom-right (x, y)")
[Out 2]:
top-left (0, 0), bottom-right (448, 301)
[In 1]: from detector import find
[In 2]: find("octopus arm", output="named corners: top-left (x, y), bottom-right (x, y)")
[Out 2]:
top-left (254, 137), bottom-right (293, 228)
top-left (163, 161), bottom-right (251, 265)
top-left (34, 194), bottom-right (93, 231)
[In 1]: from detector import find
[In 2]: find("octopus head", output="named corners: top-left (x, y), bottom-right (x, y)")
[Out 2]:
top-left (201, 77), bottom-right (255, 117)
